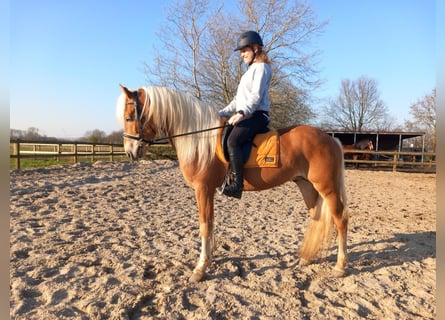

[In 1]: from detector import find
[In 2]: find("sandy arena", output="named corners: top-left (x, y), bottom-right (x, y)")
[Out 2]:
top-left (10, 160), bottom-right (436, 319)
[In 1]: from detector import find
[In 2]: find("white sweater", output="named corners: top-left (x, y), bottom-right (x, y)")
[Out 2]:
top-left (219, 62), bottom-right (272, 117)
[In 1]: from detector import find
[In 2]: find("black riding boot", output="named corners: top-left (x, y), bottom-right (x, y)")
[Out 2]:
top-left (222, 150), bottom-right (244, 199)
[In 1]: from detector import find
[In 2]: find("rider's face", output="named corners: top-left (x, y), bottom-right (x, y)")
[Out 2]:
top-left (240, 47), bottom-right (255, 65)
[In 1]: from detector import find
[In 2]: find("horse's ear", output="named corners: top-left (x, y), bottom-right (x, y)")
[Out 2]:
top-left (119, 84), bottom-right (133, 98)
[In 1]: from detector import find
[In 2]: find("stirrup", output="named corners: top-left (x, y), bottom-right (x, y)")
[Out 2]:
top-left (217, 169), bottom-right (232, 195)
top-left (216, 179), bottom-right (227, 195)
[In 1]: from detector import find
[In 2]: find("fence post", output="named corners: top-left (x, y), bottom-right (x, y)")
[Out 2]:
top-left (14, 141), bottom-right (21, 170)
top-left (73, 143), bottom-right (78, 164)
top-left (392, 153), bottom-right (397, 172)
top-left (110, 145), bottom-right (114, 162)
top-left (57, 143), bottom-right (62, 162)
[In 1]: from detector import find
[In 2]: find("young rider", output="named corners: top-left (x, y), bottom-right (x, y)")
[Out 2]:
top-left (218, 31), bottom-right (272, 199)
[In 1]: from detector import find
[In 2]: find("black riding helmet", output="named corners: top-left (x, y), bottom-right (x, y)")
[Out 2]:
top-left (234, 31), bottom-right (263, 51)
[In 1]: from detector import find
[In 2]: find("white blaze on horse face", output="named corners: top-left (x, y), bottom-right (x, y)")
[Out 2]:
top-left (124, 139), bottom-right (141, 160)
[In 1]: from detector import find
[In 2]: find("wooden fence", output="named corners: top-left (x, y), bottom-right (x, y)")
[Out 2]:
top-left (343, 149), bottom-right (436, 172)
top-left (10, 140), bottom-right (127, 170)
top-left (10, 140), bottom-right (436, 172)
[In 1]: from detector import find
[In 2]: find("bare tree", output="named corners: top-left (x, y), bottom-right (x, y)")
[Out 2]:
top-left (405, 88), bottom-right (436, 151)
top-left (270, 79), bottom-right (315, 127)
top-left (323, 76), bottom-right (391, 131)
top-left (106, 130), bottom-right (124, 144)
top-left (145, 0), bottom-right (223, 100)
top-left (10, 129), bottom-right (25, 140)
top-left (10, 127), bottom-right (60, 141)
top-left (145, 0), bottom-right (326, 128)
top-left (240, 0), bottom-right (324, 89)
top-left (25, 127), bottom-right (44, 140)
top-left (82, 129), bottom-right (107, 143)
top-left (196, 10), bottom-right (241, 105)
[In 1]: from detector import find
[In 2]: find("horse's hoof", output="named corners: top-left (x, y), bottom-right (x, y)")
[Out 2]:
top-left (332, 267), bottom-right (346, 277)
top-left (189, 270), bottom-right (206, 283)
top-left (300, 258), bottom-right (311, 266)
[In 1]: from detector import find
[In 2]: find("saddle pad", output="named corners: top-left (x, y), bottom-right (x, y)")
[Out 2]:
top-left (216, 130), bottom-right (280, 168)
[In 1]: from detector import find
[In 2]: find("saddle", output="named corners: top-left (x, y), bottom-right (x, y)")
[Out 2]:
top-left (216, 126), bottom-right (280, 168)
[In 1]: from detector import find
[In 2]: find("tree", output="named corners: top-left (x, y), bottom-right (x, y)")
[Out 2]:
top-left (25, 127), bottom-right (43, 140)
top-left (82, 129), bottom-right (107, 143)
top-left (145, 0), bottom-right (326, 128)
top-left (323, 76), bottom-right (391, 131)
top-left (106, 130), bottom-right (124, 144)
top-left (10, 129), bottom-right (25, 139)
top-left (405, 88), bottom-right (436, 151)
top-left (10, 127), bottom-right (48, 140)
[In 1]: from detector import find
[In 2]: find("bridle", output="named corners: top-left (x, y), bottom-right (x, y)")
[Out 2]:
top-left (121, 90), bottom-right (156, 144)
top-left (122, 90), bottom-right (230, 146)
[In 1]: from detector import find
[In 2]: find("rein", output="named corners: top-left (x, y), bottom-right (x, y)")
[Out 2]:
top-left (123, 124), bottom-right (230, 145)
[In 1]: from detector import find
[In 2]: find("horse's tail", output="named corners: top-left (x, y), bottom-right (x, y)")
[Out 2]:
top-left (335, 137), bottom-right (348, 208)
top-left (299, 137), bottom-right (348, 262)
top-left (299, 196), bottom-right (335, 262)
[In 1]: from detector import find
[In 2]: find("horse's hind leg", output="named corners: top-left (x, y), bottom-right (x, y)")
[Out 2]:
top-left (294, 177), bottom-right (319, 219)
top-left (296, 177), bottom-right (348, 276)
top-left (294, 178), bottom-right (322, 266)
top-left (324, 191), bottom-right (348, 276)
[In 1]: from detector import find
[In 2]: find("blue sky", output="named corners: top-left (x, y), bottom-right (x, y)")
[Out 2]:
top-left (10, 0), bottom-right (435, 139)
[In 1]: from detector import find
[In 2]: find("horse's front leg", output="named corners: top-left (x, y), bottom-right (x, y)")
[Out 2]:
top-left (189, 186), bottom-right (215, 283)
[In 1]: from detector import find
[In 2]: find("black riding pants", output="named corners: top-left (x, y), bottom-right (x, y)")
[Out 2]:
top-left (227, 111), bottom-right (270, 154)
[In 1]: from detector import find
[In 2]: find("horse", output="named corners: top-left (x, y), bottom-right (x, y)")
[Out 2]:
top-left (356, 139), bottom-right (374, 151)
top-left (116, 85), bottom-right (349, 282)
top-left (342, 139), bottom-right (374, 168)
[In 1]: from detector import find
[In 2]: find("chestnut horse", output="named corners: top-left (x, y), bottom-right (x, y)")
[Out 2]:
top-left (116, 85), bottom-right (349, 282)
top-left (343, 139), bottom-right (374, 168)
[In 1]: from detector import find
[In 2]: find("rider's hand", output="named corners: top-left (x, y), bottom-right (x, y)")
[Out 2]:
top-left (228, 113), bottom-right (244, 126)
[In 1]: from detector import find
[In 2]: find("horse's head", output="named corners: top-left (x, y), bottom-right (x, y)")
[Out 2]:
top-left (116, 84), bottom-right (156, 160)
top-left (367, 139), bottom-right (374, 150)
top-left (355, 138), bottom-right (374, 151)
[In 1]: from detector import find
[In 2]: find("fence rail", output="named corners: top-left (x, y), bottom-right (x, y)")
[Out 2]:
top-left (10, 140), bottom-right (127, 170)
top-left (343, 149), bottom-right (436, 172)
top-left (10, 140), bottom-right (436, 172)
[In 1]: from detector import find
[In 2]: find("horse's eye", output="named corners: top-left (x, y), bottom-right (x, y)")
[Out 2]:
top-left (125, 114), bottom-right (135, 122)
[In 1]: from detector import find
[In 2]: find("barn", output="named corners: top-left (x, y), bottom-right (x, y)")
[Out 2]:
top-left (325, 130), bottom-right (426, 151)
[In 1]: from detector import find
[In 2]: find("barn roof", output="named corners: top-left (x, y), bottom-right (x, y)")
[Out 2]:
top-left (324, 130), bottom-right (425, 151)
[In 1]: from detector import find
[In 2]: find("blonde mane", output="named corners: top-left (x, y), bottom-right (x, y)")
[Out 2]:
top-left (115, 92), bottom-right (127, 128)
top-left (119, 86), bottom-right (221, 171)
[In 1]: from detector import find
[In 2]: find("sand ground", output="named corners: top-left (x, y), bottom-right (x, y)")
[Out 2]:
top-left (10, 160), bottom-right (436, 319)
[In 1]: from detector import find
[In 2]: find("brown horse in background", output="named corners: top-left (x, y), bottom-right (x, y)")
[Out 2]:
top-left (116, 85), bottom-right (349, 282)
top-left (343, 139), bottom-right (374, 168)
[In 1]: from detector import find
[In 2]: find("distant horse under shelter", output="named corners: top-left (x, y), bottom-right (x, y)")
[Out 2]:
top-left (342, 139), bottom-right (374, 168)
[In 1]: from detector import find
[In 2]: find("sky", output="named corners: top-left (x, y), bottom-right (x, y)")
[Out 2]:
top-left (9, 0), bottom-right (436, 139)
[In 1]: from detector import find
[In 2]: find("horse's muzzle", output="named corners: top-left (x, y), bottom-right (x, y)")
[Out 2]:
top-left (126, 151), bottom-right (137, 161)
top-left (124, 141), bottom-right (145, 161)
